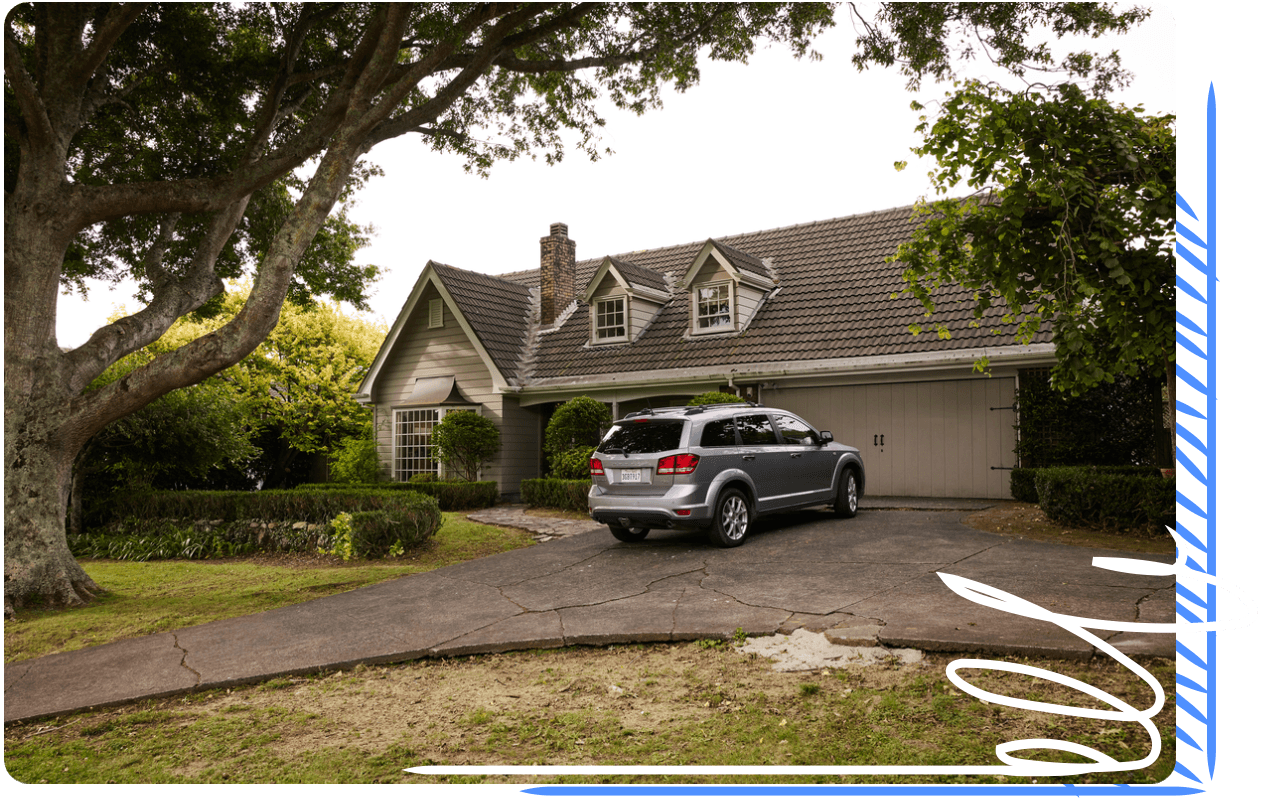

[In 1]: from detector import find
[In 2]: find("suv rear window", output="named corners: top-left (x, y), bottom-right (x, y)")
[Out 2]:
top-left (599, 420), bottom-right (684, 454)
top-left (699, 418), bottom-right (737, 447)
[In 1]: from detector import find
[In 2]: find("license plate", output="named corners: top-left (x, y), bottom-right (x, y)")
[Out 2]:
top-left (619, 468), bottom-right (643, 483)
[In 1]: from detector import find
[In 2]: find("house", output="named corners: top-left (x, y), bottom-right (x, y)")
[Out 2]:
top-left (355, 206), bottom-right (1057, 499)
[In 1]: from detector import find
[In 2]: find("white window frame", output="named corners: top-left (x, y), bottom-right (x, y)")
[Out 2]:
top-left (393, 406), bottom-right (481, 481)
top-left (593, 295), bottom-right (628, 343)
top-left (692, 281), bottom-right (734, 334)
top-left (394, 407), bottom-right (441, 481)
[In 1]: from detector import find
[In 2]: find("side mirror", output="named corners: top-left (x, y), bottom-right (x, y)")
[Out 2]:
top-left (819, 431), bottom-right (834, 446)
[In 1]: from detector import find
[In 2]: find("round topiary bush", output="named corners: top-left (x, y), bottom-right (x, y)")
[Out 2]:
top-left (544, 397), bottom-right (612, 457)
top-left (430, 411), bottom-right (501, 481)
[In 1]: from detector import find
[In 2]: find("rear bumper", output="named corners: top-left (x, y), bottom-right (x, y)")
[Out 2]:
top-left (588, 485), bottom-right (713, 530)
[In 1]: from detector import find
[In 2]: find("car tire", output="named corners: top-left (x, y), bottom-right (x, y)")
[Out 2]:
top-left (609, 525), bottom-right (649, 542)
top-left (834, 467), bottom-right (859, 518)
top-left (707, 488), bottom-right (751, 547)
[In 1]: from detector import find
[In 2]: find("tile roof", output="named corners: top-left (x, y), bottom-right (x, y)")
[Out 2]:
top-left (709, 238), bottom-right (773, 282)
top-left (456, 205), bottom-right (1052, 385)
top-left (607, 256), bottom-right (670, 294)
top-left (430, 261), bottom-right (534, 382)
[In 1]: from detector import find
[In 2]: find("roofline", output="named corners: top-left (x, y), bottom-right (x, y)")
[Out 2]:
top-left (357, 261), bottom-right (511, 403)
top-left (503, 343), bottom-right (1057, 397)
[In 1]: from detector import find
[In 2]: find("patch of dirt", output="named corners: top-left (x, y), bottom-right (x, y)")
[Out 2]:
top-left (8, 639), bottom-right (1173, 781)
top-left (962, 502), bottom-right (1174, 554)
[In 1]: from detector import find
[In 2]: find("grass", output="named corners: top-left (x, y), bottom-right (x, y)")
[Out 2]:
top-left (4, 643), bottom-right (1177, 785)
top-left (5, 512), bottom-right (534, 663)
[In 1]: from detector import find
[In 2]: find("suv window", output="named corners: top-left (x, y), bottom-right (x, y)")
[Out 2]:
top-left (773, 413), bottom-right (818, 445)
top-left (699, 418), bottom-right (738, 447)
top-left (736, 414), bottom-right (778, 446)
top-left (599, 420), bottom-right (684, 454)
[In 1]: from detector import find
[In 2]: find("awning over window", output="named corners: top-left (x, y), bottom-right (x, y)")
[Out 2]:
top-left (406, 376), bottom-right (474, 406)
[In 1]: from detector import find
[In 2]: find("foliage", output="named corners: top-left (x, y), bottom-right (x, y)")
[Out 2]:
top-left (1013, 369), bottom-right (1168, 469)
top-left (1011, 465), bottom-right (1159, 505)
top-left (77, 377), bottom-right (259, 493)
top-left (543, 397), bottom-right (613, 458)
top-left (430, 411), bottom-right (502, 482)
top-left (320, 510), bottom-right (423, 560)
top-left (520, 479), bottom-right (593, 513)
top-left (1034, 466), bottom-right (1173, 531)
top-left (686, 391), bottom-right (747, 406)
top-left (88, 488), bottom-right (442, 533)
top-left (295, 481), bottom-right (500, 512)
top-left (148, 284), bottom-right (387, 487)
top-left (550, 445), bottom-right (596, 480)
top-left (329, 434), bottom-right (383, 484)
top-left (69, 524), bottom-right (257, 562)
top-left (893, 81), bottom-right (1175, 410)
top-left (848, 3), bottom-right (1151, 96)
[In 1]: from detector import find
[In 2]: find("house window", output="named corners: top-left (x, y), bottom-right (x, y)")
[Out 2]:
top-left (394, 408), bottom-right (440, 480)
top-left (694, 283), bottom-right (733, 332)
top-left (428, 298), bottom-right (444, 329)
top-left (594, 296), bottom-right (627, 342)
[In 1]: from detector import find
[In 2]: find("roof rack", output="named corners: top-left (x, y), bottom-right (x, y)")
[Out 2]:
top-left (621, 401), bottom-right (757, 420)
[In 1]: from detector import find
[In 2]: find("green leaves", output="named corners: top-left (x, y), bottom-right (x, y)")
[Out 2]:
top-left (893, 79), bottom-right (1174, 399)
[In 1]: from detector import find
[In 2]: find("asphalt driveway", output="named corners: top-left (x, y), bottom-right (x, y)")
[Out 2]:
top-left (4, 507), bottom-right (1175, 724)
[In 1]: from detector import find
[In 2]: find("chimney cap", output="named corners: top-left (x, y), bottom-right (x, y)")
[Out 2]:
top-left (548, 222), bottom-right (569, 237)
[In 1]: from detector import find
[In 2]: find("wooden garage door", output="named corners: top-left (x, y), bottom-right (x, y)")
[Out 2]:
top-left (767, 378), bottom-right (1016, 498)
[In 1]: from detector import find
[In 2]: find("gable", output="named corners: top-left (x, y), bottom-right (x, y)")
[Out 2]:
top-left (357, 262), bottom-right (532, 403)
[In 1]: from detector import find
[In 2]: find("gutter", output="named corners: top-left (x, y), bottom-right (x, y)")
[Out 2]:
top-left (499, 343), bottom-right (1056, 397)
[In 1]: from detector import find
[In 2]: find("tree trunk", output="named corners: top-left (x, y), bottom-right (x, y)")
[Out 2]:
top-left (1165, 351), bottom-right (1177, 466)
top-left (4, 388), bottom-right (104, 617)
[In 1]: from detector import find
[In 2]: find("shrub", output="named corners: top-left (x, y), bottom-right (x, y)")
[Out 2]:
top-left (329, 435), bottom-right (383, 483)
top-left (544, 397), bottom-right (612, 458)
top-left (550, 445), bottom-right (596, 479)
top-left (1012, 465), bottom-right (1161, 504)
top-left (1034, 466), bottom-right (1173, 531)
top-left (686, 391), bottom-right (746, 406)
top-left (85, 489), bottom-right (444, 558)
top-left (430, 411), bottom-right (501, 481)
top-left (297, 481), bottom-right (499, 511)
top-left (521, 479), bottom-right (592, 513)
top-left (322, 508), bottom-right (430, 560)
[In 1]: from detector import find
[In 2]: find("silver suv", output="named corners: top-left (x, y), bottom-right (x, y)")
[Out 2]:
top-left (588, 403), bottom-right (864, 547)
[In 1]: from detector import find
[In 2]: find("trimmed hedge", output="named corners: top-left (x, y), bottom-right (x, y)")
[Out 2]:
top-left (79, 489), bottom-right (443, 560)
top-left (1034, 466), bottom-right (1174, 531)
top-left (294, 481), bottom-right (498, 511)
top-left (1011, 465), bottom-right (1161, 504)
top-left (521, 478), bottom-right (591, 513)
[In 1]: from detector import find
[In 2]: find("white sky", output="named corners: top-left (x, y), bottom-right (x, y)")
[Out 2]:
top-left (53, 4), bottom-right (1176, 346)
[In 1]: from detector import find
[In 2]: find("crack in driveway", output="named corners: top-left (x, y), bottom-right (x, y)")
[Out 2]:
top-left (172, 632), bottom-right (200, 685)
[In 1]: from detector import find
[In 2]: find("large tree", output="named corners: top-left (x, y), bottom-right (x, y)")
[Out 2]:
top-left (891, 80), bottom-right (1175, 443)
top-left (4, 3), bottom-right (839, 615)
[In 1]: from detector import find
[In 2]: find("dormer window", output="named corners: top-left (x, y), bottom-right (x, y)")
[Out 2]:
top-left (694, 283), bottom-right (733, 332)
top-left (594, 296), bottom-right (627, 342)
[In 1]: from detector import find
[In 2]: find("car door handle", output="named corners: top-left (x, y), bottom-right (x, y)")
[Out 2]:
top-left (741, 455), bottom-right (755, 461)
top-left (790, 453), bottom-right (803, 458)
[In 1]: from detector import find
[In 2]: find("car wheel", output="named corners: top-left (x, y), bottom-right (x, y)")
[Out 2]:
top-left (707, 488), bottom-right (751, 547)
top-left (609, 525), bottom-right (649, 542)
top-left (834, 467), bottom-right (859, 518)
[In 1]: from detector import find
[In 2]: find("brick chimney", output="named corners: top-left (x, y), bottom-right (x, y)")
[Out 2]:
top-left (540, 222), bottom-right (576, 325)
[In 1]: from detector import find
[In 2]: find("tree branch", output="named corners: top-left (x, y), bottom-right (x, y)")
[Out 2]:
top-left (4, 24), bottom-right (54, 148)
top-left (67, 3), bottom-right (144, 90)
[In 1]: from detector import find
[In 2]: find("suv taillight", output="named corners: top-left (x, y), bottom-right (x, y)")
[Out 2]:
top-left (656, 453), bottom-right (699, 475)
top-left (590, 457), bottom-right (604, 476)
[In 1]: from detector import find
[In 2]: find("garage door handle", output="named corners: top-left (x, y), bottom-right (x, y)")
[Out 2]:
top-left (741, 455), bottom-right (755, 461)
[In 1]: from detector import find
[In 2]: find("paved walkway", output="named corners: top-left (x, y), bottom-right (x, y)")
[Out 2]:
top-left (4, 504), bottom-right (1174, 724)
